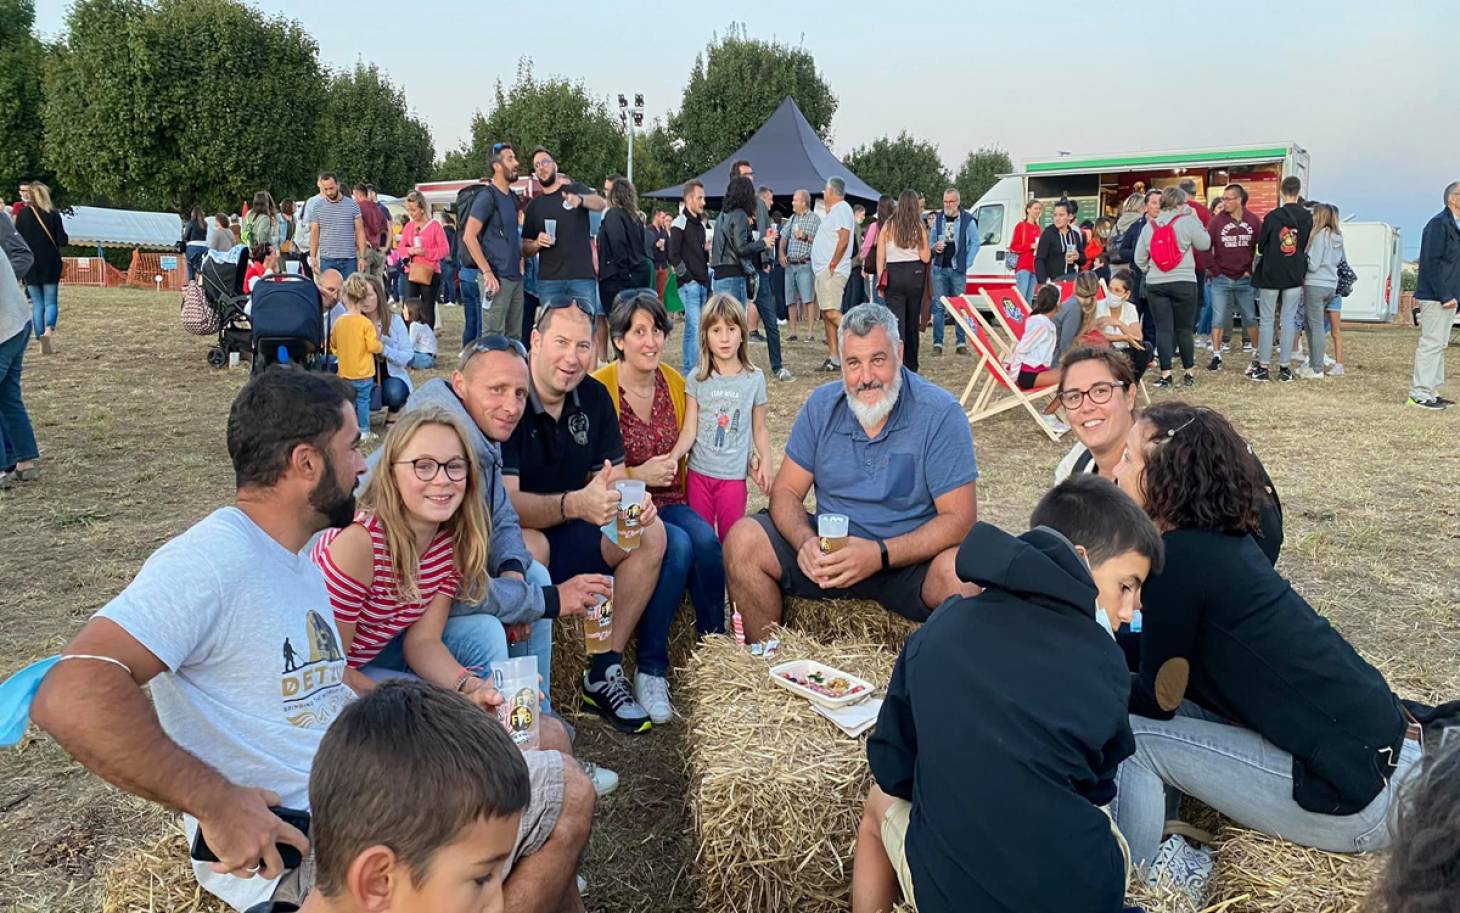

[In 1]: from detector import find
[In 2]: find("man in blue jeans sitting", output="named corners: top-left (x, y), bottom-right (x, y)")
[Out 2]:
top-left (929, 188), bottom-right (980, 356)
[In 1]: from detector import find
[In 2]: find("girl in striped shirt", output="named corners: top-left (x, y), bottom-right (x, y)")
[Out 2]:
top-left (311, 407), bottom-right (497, 706)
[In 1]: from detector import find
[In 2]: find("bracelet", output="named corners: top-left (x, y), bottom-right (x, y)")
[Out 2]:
top-left (559, 491), bottom-right (569, 521)
top-left (454, 668), bottom-right (474, 692)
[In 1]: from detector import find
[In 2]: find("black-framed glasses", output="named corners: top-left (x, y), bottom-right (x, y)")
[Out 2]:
top-left (1058, 381), bottom-right (1128, 410)
top-left (462, 333), bottom-right (527, 361)
top-left (394, 457), bottom-right (470, 482)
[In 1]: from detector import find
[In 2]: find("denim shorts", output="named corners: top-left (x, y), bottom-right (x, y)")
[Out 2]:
top-left (785, 262), bottom-right (815, 306)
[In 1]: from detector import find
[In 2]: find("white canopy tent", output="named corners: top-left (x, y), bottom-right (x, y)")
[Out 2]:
top-left (61, 205), bottom-right (184, 251)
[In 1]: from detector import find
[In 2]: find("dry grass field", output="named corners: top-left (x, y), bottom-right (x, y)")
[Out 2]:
top-left (1, 286), bottom-right (1457, 912)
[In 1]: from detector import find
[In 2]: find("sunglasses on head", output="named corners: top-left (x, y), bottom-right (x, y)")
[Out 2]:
top-left (541, 297), bottom-right (595, 317)
top-left (460, 333), bottom-right (527, 362)
top-left (492, 142), bottom-right (510, 155)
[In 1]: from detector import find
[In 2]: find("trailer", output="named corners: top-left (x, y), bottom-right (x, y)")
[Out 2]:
top-left (963, 143), bottom-right (1310, 296)
top-left (1337, 222), bottom-right (1402, 323)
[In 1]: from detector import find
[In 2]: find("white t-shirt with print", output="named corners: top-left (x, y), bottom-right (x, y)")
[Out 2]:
top-left (98, 506), bottom-right (352, 911)
top-left (812, 201), bottom-right (856, 277)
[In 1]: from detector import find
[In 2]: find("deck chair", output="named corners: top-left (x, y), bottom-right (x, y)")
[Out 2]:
top-left (943, 295), bottom-right (1012, 406)
top-left (980, 287), bottom-right (1032, 351)
top-left (958, 315), bottom-right (1063, 442)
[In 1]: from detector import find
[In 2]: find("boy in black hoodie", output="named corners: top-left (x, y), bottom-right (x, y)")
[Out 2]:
top-left (852, 475), bottom-right (1164, 913)
top-left (1250, 177), bottom-right (1313, 381)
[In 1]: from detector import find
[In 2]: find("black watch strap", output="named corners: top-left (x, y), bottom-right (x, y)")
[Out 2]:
top-left (878, 539), bottom-right (890, 572)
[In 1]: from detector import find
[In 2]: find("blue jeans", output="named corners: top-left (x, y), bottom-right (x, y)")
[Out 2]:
top-left (1014, 269), bottom-right (1037, 306)
top-left (458, 267), bottom-right (482, 346)
top-left (659, 504), bottom-right (727, 638)
top-left (0, 324), bottom-right (38, 469)
top-left (930, 266), bottom-right (966, 346)
top-left (364, 563), bottom-right (557, 710)
top-left (349, 379), bottom-right (373, 434)
top-left (537, 278), bottom-right (601, 316)
top-left (409, 352), bottom-right (436, 370)
top-left (438, 259), bottom-right (457, 303)
top-left (1210, 275), bottom-right (1256, 338)
top-left (633, 506), bottom-right (700, 677)
top-left (1194, 277), bottom-right (1214, 336)
top-left (679, 280), bottom-right (708, 375)
top-left (713, 275), bottom-right (782, 372)
top-left (26, 284), bottom-right (58, 337)
top-left (318, 256), bottom-right (357, 279)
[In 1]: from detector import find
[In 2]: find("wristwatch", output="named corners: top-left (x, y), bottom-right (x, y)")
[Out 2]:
top-left (878, 539), bottom-right (890, 572)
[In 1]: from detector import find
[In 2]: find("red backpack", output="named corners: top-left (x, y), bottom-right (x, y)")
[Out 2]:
top-left (1148, 214), bottom-right (1187, 272)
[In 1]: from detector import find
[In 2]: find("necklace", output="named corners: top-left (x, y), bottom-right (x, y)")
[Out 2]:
top-left (624, 384), bottom-right (655, 399)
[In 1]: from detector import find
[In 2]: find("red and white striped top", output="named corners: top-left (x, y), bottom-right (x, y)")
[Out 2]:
top-left (311, 512), bottom-right (460, 668)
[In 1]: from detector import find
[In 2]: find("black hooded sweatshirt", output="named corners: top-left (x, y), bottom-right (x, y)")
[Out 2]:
top-left (868, 523), bottom-right (1135, 913)
top-left (1252, 201), bottom-right (1313, 290)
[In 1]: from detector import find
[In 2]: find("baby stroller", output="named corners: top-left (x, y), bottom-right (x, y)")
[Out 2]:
top-left (197, 246), bottom-right (253, 368)
top-left (249, 273), bottom-right (325, 374)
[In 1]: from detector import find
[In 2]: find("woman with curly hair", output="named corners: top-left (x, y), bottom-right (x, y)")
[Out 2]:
top-left (1110, 402), bottom-right (1421, 892)
top-left (1373, 741), bottom-right (1460, 913)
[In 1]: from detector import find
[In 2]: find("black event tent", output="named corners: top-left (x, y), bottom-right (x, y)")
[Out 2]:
top-left (645, 97), bottom-right (880, 206)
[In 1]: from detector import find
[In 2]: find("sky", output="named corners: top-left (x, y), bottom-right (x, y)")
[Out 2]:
top-left (33, 0), bottom-right (1457, 253)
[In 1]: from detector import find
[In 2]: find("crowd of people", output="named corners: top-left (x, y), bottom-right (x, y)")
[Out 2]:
top-left (3, 148), bottom-right (1458, 913)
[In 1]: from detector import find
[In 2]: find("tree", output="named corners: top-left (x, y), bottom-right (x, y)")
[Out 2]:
top-left (668, 24), bottom-right (836, 180)
top-left (0, 0), bottom-right (47, 197)
top-left (432, 144), bottom-right (478, 181)
top-left (43, 0), bottom-right (325, 214)
top-left (316, 62), bottom-right (435, 195)
top-left (954, 146), bottom-right (1013, 207)
top-left (843, 132), bottom-right (949, 204)
top-left (456, 60), bottom-right (625, 188)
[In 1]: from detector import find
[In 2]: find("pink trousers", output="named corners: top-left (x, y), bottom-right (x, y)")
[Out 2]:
top-left (686, 469), bottom-right (748, 543)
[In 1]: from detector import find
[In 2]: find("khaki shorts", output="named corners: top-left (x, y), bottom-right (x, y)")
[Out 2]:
top-left (815, 269), bottom-right (849, 312)
top-left (880, 798), bottom-right (918, 909)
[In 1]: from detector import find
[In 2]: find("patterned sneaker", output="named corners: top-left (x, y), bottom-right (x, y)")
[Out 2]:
top-left (1407, 396), bottom-right (1446, 410)
top-left (1147, 834), bottom-right (1213, 909)
top-left (1206, 354), bottom-right (1222, 371)
top-left (581, 664), bottom-right (652, 734)
top-left (579, 760), bottom-right (620, 797)
top-left (1248, 365), bottom-right (1270, 382)
top-left (634, 672), bottom-right (674, 724)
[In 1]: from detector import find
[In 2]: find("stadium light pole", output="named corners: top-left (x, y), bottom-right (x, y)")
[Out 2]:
top-left (619, 93), bottom-right (644, 183)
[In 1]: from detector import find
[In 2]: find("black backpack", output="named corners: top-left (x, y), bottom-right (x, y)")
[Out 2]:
top-left (454, 183), bottom-right (493, 264)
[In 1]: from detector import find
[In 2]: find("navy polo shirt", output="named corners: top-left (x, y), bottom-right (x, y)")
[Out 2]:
top-left (502, 374), bottom-right (624, 494)
top-left (785, 367), bottom-right (978, 541)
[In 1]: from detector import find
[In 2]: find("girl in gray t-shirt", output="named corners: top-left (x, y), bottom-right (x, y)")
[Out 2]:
top-left (669, 294), bottom-right (772, 541)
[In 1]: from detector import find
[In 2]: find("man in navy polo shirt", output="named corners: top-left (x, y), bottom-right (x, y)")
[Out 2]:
top-left (725, 303), bottom-right (980, 641)
top-left (502, 298), bottom-right (671, 733)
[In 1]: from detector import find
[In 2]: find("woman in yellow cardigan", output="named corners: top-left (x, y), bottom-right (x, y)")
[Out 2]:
top-left (593, 291), bottom-right (726, 637)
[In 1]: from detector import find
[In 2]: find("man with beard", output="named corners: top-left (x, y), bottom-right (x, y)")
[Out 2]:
top-left (521, 147), bottom-right (608, 359)
top-left (305, 172), bottom-right (366, 279)
top-left (32, 368), bottom-right (366, 910)
top-left (724, 304), bottom-right (981, 641)
top-left (464, 143), bottom-right (528, 342)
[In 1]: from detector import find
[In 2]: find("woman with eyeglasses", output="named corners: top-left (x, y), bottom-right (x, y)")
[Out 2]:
top-left (310, 408), bottom-right (507, 695)
top-left (1110, 402), bottom-right (1419, 892)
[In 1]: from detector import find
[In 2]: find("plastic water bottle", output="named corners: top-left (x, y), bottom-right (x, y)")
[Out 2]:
top-left (1130, 610), bottom-right (1143, 634)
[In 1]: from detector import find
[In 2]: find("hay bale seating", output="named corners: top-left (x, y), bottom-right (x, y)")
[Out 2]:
top-left (101, 820), bottom-right (229, 913)
top-left (782, 596), bottom-right (919, 651)
top-left (682, 628), bottom-right (896, 913)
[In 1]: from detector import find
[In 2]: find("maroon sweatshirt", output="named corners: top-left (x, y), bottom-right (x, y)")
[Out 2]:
top-left (1208, 208), bottom-right (1261, 279)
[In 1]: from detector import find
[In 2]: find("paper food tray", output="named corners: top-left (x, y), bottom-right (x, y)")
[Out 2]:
top-left (768, 659), bottom-right (875, 709)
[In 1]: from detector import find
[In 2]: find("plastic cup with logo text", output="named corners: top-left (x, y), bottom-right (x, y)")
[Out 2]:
top-left (817, 513), bottom-right (849, 554)
top-left (490, 656), bottom-right (540, 750)
top-left (615, 480), bottom-right (646, 551)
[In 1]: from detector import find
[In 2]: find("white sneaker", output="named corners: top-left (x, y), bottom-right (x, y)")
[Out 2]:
top-left (579, 760), bottom-right (619, 797)
top-left (1042, 415), bottom-right (1070, 436)
top-left (1330, 362), bottom-right (1345, 376)
top-left (634, 672), bottom-right (674, 725)
top-left (1296, 365), bottom-right (1327, 381)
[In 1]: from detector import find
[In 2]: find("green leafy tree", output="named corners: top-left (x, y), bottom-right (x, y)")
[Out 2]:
top-left (0, 0), bottom-right (47, 197)
top-left (432, 144), bottom-right (478, 181)
top-left (667, 24), bottom-right (836, 179)
top-left (458, 60), bottom-right (625, 188)
top-left (316, 62), bottom-right (435, 195)
top-left (843, 132), bottom-right (949, 203)
top-left (43, 0), bottom-right (325, 214)
top-left (954, 146), bottom-right (1013, 207)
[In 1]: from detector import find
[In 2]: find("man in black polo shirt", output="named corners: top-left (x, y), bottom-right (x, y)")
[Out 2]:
top-left (502, 299), bottom-right (667, 734)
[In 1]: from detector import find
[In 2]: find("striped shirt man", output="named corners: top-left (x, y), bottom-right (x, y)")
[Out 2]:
top-left (304, 193), bottom-right (364, 260)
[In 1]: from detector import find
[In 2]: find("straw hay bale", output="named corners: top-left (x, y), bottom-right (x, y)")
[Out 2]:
top-left (100, 819), bottom-right (228, 913)
top-left (681, 628), bottom-right (896, 913)
top-left (549, 598), bottom-right (702, 715)
top-left (1204, 825), bottom-right (1379, 913)
top-left (782, 596), bottom-right (918, 651)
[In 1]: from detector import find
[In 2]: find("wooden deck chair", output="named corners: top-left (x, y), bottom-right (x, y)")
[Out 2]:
top-left (961, 318), bottom-right (1063, 442)
top-left (942, 295), bottom-right (1010, 407)
top-left (980, 287), bottom-right (1032, 350)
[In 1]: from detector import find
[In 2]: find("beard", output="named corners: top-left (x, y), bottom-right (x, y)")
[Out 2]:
top-left (309, 451), bottom-right (357, 529)
top-left (844, 368), bottom-right (903, 430)
top-left (539, 168), bottom-right (558, 188)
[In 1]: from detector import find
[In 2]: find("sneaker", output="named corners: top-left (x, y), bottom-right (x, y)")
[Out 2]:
top-left (581, 665), bottom-right (652, 734)
top-left (0, 472), bottom-right (12, 491)
top-left (1249, 365), bottom-right (1270, 382)
top-left (634, 672), bottom-right (674, 725)
top-left (579, 760), bottom-right (620, 797)
top-left (749, 331), bottom-right (766, 343)
top-left (1041, 415), bottom-right (1070, 436)
top-left (819, 358), bottom-right (840, 373)
top-left (1206, 355), bottom-right (1222, 371)
top-left (1242, 342), bottom-right (1254, 353)
top-left (1183, 373), bottom-right (1195, 388)
top-left (1438, 396), bottom-right (1456, 406)
top-left (956, 344), bottom-right (971, 356)
top-left (1277, 366), bottom-right (1295, 383)
top-left (1407, 396), bottom-right (1446, 410)
top-left (1152, 375), bottom-right (1173, 389)
top-left (1147, 834), bottom-right (1214, 909)
top-left (1329, 363), bottom-right (1345, 376)
top-left (578, 874), bottom-right (588, 895)
top-left (776, 319), bottom-right (788, 326)
top-left (775, 367), bottom-right (794, 382)
top-left (932, 343), bottom-right (943, 356)
top-left (1296, 365), bottom-right (1327, 381)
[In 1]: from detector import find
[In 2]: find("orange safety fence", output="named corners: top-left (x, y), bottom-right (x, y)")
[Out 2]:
top-left (126, 250), bottom-right (189, 291)
top-left (61, 256), bottom-right (129, 288)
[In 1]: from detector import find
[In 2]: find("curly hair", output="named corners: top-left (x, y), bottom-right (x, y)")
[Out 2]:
top-left (1135, 402), bottom-right (1263, 535)
top-left (1373, 741), bottom-right (1460, 913)
top-left (608, 176), bottom-right (639, 217)
top-left (722, 175), bottom-right (757, 217)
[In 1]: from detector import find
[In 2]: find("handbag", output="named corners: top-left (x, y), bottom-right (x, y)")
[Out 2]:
top-left (1335, 256), bottom-right (1357, 298)
top-left (180, 281), bottom-right (220, 335)
top-left (408, 258), bottom-right (435, 285)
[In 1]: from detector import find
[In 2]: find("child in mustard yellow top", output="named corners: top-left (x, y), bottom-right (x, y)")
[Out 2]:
top-left (331, 273), bottom-right (383, 441)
